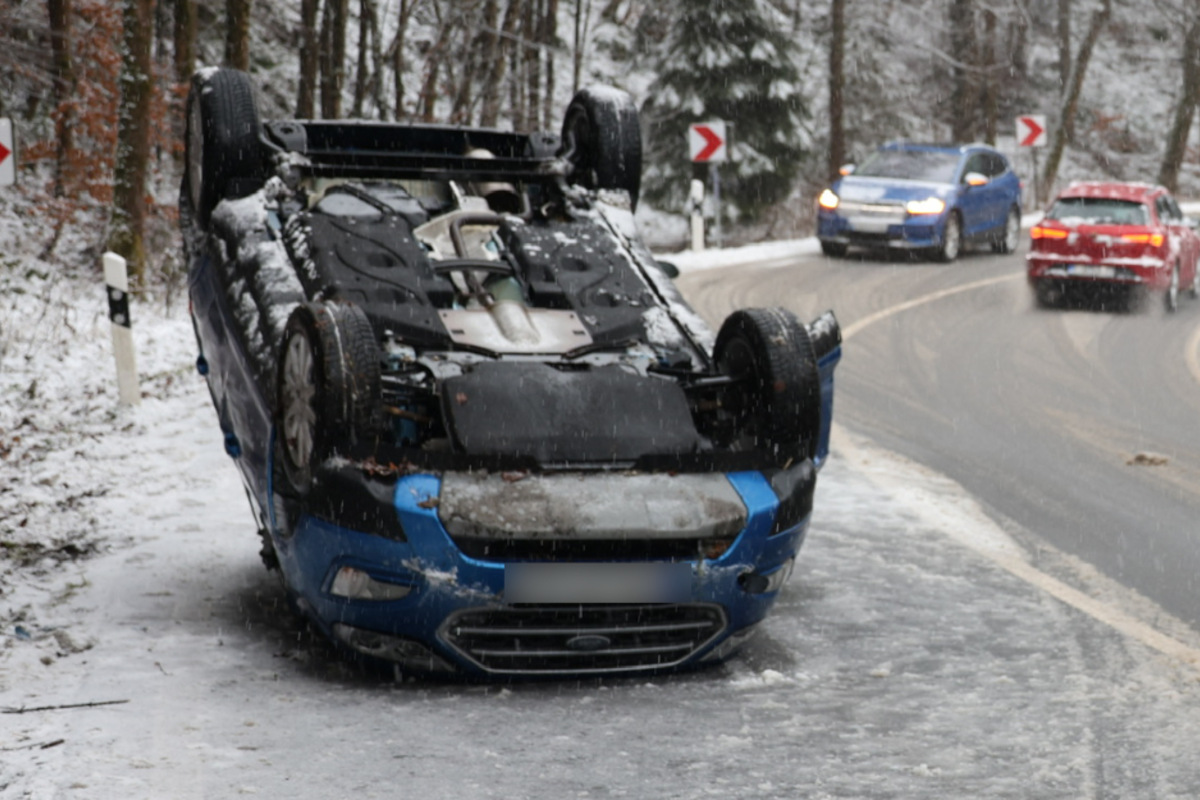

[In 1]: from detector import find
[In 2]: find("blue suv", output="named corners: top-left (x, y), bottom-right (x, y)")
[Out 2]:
top-left (817, 142), bottom-right (1022, 262)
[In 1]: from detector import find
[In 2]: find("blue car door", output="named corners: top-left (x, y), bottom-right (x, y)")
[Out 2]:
top-left (957, 151), bottom-right (1010, 238)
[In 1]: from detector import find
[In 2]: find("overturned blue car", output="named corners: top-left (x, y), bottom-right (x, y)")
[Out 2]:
top-left (181, 67), bottom-right (841, 678)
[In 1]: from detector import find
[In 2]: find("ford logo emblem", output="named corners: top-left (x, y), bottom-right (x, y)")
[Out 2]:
top-left (565, 634), bottom-right (612, 652)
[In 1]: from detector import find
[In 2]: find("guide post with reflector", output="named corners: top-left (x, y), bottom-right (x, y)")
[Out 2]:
top-left (103, 252), bottom-right (140, 406)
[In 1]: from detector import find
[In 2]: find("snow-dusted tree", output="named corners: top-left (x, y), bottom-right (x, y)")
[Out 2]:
top-left (106, 0), bottom-right (154, 281)
top-left (640, 0), bottom-right (808, 221)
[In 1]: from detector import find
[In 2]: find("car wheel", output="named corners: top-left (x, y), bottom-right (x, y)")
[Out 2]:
top-left (1033, 281), bottom-right (1060, 309)
top-left (820, 241), bottom-right (848, 258)
top-left (994, 206), bottom-right (1020, 254)
top-left (558, 86), bottom-right (642, 209)
top-left (935, 212), bottom-right (962, 263)
top-left (1190, 262), bottom-right (1200, 300)
top-left (183, 68), bottom-right (266, 227)
top-left (714, 308), bottom-right (821, 462)
top-left (1165, 263), bottom-right (1180, 314)
top-left (277, 302), bottom-right (381, 494)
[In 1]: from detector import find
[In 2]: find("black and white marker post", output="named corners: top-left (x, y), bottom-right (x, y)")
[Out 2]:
top-left (103, 252), bottom-right (140, 406)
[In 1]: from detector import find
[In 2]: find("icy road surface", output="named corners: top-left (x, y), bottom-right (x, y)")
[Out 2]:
top-left (3, 260), bottom-right (1200, 799)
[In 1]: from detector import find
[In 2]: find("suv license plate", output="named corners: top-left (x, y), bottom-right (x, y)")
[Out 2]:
top-left (505, 562), bottom-right (692, 604)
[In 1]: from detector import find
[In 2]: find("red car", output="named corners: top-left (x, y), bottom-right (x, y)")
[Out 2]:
top-left (1027, 182), bottom-right (1200, 312)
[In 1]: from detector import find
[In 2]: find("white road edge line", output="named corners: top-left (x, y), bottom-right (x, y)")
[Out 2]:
top-left (843, 273), bottom-right (1023, 341)
top-left (835, 280), bottom-right (1200, 671)
top-left (1186, 322), bottom-right (1200, 387)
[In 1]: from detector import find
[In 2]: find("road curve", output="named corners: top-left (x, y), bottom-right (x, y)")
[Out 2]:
top-left (677, 243), bottom-right (1200, 636)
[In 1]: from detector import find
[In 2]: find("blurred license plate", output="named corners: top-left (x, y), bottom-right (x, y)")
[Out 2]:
top-left (848, 217), bottom-right (890, 234)
top-left (506, 562), bottom-right (692, 604)
top-left (1066, 264), bottom-right (1116, 278)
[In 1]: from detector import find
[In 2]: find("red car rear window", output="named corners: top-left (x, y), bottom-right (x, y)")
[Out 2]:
top-left (1046, 197), bottom-right (1148, 225)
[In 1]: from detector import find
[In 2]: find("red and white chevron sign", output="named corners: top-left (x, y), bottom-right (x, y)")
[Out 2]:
top-left (0, 118), bottom-right (14, 186)
top-left (689, 121), bottom-right (727, 163)
top-left (1017, 115), bottom-right (1047, 148)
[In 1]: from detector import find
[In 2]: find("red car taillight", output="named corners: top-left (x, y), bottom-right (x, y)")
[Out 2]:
top-left (1030, 225), bottom-right (1068, 240)
top-left (1120, 232), bottom-right (1164, 247)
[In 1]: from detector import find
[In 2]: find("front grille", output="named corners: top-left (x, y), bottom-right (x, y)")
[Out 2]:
top-left (440, 603), bottom-right (727, 675)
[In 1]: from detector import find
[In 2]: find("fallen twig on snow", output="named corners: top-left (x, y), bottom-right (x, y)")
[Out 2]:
top-left (2, 699), bottom-right (128, 714)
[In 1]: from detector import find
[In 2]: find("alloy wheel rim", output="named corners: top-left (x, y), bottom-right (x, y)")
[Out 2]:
top-left (282, 333), bottom-right (317, 468)
top-left (1006, 211), bottom-right (1020, 251)
top-left (945, 218), bottom-right (960, 259)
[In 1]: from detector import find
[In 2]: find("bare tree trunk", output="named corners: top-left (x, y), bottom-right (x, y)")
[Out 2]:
top-left (481, 0), bottom-right (522, 127)
top-left (541, 0), bottom-right (558, 128)
top-left (297, 0), bottom-right (321, 116)
top-left (419, 13), bottom-right (455, 122)
top-left (982, 7), bottom-right (998, 144)
top-left (572, 0), bottom-right (589, 94)
top-left (827, 0), bottom-right (845, 181)
top-left (47, 0), bottom-right (74, 196)
top-left (1057, 0), bottom-right (1071, 89)
top-left (523, 0), bottom-right (540, 132)
top-left (509, 0), bottom-right (525, 128)
top-left (1040, 0), bottom-right (1111, 203)
top-left (1158, 12), bottom-right (1200, 193)
top-left (108, 0), bottom-right (155, 283)
top-left (471, 0), bottom-right (501, 122)
top-left (174, 0), bottom-right (195, 84)
top-left (368, 0), bottom-right (385, 117)
top-left (225, 0), bottom-right (252, 70)
top-left (320, 0), bottom-right (349, 118)
top-left (388, 0), bottom-right (416, 120)
top-left (948, 0), bottom-right (975, 142)
top-left (1009, 0), bottom-right (1030, 83)
top-left (352, 0), bottom-right (377, 117)
top-left (452, 0), bottom-right (487, 123)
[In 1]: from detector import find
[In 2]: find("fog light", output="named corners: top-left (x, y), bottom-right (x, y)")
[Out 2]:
top-left (329, 566), bottom-right (413, 601)
top-left (332, 623), bottom-right (456, 673)
top-left (738, 558), bottom-right (795, 595)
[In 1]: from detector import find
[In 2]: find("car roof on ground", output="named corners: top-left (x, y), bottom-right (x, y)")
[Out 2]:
top-left (1056, 181), bottom-right (1161, 203)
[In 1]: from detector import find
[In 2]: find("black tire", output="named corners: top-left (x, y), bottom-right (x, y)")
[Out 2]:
top-left (820, 240), bottom-right (848, 258)
top-left (1164, 263), bottom-right (1180, 314)
top-left (714, 308), bottom-right (822, 461)
top-left (277, 303), bottom-right (381, 494)
top-left (183, 68), bottom-right (266, 227)
top-left (558, 86), bottom-right (642, 209)
top-left (993, 206), bottom-right (1021, 254)
top-left (935, 212), bottom-right (962, 263)
top-left (1032, 281), bottom-right (1059, 310)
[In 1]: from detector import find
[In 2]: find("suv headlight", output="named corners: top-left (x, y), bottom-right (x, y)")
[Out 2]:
top-left (905, 197), bottom-right (946, 215)
top-left (817, 189), bottom-right (839, 210)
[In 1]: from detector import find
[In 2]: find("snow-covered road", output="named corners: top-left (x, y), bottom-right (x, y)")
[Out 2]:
top-left (4, 258), bottom-right (1200, 799)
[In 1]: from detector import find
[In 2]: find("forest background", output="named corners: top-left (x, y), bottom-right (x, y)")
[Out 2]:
top-left (3, 0), bottom-right (1200, 284)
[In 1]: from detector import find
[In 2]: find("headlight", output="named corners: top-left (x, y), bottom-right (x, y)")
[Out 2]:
top-left (905, 197), bottom-right (946, 215)
top-left (817, 189), bottom-right (839, 210)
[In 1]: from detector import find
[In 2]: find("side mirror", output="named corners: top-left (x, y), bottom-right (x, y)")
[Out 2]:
top-left (656, 260), bottom-right (680, 279)
top-left (964, 172), bottom-right (989, 187)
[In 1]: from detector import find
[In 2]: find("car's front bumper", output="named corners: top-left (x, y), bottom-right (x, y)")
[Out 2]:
top-left (271, 467), bottom-right (815, 678)
top-left (818, 209), bottom-right (944, 250)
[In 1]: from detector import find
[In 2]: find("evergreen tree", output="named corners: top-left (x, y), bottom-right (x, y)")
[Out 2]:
top-left (640, 0), bottom-right (809, 221)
